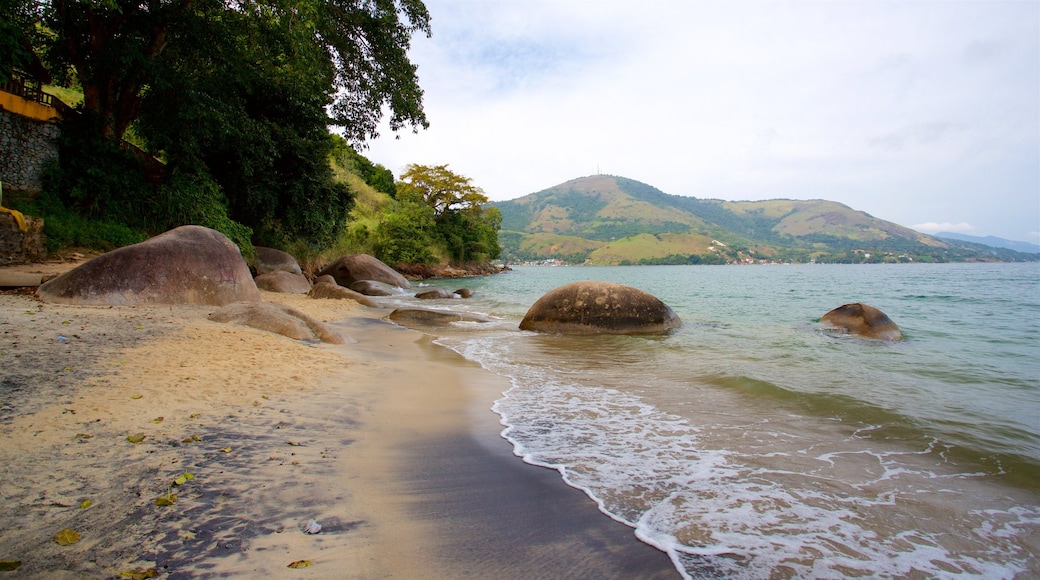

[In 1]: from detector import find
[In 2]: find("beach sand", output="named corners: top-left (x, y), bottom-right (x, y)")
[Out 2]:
top-left (0, 262), bottom-right (676, 578)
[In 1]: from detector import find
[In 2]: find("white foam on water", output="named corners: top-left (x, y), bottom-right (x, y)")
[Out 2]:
top-left (438, 332), bottom-right (1040, 579)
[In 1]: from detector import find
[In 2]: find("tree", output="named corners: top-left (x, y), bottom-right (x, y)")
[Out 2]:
top-left (28, 0), bottom-right (430, 142)
top-left (393, 164), bottom-right (501, 263)
top-left (397, 164), bottom-right (490, 220)
top-left (15, 0), bottom-right (431, 251)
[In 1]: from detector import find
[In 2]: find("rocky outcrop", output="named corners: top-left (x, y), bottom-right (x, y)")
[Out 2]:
top-left (318, 254), bottom-right (410, 289)
top-left (349, 279), bottom-right (407, 297)
top-left (254, 270), bottom-right (311, 294)
top-left (388, 308), bottom-right (491, 327)
top-left (520, 281), bottom-right (681, 335)
top-left (209, 301), bottom-right (343, 344)
top-left (414, 288), bottom-right (455, 300)
top-left (307, 278), bottom-right (379, 308)
top-left (394, 262), bottom-right (509, 280)
top-left (254, 246), bottom-right (303, 275)
top-left (37, 226), bottom-right (260, 306)
top-left (820, 303), bottom-right (903, 341)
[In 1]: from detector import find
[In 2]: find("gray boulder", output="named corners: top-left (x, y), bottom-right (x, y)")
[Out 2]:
top-left (37, 226), bottom-right (260, 306)
top-left (255, 270), bottom-right (312, 294)
top-left (308, 279), bottom-right (379, 308)
top-left (388, 308), bottom-right (491, 327)
top-left (820, 303), bottom-right (903, 341)
top-left (318, 254), bottom-right (410, 289)
top-left (209, 301), bottom-right (343, 344)
top-left (415, 288), bottom-right (455, 300)
top-left (350, 279), bottom-right (407, 297)
top-left (520, 281), bottom-right (681, 335)
top-left (254, 246), bottom-right (303, 275)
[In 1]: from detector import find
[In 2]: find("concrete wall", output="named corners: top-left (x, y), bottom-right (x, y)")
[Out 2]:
top-left (0, 103), bottom-right (60, 194)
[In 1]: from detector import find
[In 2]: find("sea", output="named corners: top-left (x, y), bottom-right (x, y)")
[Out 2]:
top-left (388, 262), bottom-right (1040, 579)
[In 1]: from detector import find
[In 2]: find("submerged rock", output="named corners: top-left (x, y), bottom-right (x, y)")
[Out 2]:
top-left (819, 303), bottom-right (902, 341)
top-left (388, 308), bottom-right (491, 327)
top-left (520, 281), bottom-right (681, 335)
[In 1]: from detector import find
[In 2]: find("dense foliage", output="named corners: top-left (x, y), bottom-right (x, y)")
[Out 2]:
top-left (4, 0), bottom-right (432, 255)
top-left (375, 164), bottom-right (501, 265)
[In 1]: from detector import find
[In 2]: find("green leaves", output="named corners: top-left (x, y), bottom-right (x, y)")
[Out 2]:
top-left (127, 433), bottom-right (146, 444)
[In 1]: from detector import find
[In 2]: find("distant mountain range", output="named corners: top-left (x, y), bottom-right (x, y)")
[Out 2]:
top-left (935, 232), bottom-right (1040, 255)
top-left (492, 175), bottom-right (1038, 265)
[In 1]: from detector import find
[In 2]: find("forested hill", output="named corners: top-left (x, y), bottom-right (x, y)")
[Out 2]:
top-left (492, 175), bottom-right (1037, 265)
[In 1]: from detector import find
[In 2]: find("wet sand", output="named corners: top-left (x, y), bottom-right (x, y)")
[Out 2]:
top-left (0, 272), bottom-right (676, 578)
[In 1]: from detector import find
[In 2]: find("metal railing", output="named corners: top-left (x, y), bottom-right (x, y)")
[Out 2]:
top-left (0, 70), bottom-right (55, 107)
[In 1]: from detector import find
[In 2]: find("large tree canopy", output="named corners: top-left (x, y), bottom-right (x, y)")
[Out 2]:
top-left (20, 0), bottom-right (430, 142)
top-left (391, 164), bottom-right (502, 263)
top-left (4, 0), bottom-right (433, 252)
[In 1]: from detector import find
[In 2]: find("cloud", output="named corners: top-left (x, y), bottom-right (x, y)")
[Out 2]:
top-left (365, 0), bottom-right (1040, 241)
top-left (868, 122), bottom-right (965, 152)
top-left (912, 222), bottom-right (976, 234)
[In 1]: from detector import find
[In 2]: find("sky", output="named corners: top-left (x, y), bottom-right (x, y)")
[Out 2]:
top-left (364, 0), bottom-right (1040, 243)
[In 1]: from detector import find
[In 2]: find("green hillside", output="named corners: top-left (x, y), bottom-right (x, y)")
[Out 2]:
top-left (493, 175), bottom-right (1036, 265)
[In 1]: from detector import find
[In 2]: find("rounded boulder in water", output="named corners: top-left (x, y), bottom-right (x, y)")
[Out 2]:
top-left (820, 302), bottom-right (903, 341)
top-left (520, 281), bottom-right (681, 335)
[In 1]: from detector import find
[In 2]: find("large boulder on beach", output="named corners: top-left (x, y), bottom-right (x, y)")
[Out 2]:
top-left (37, 226), bottom-right (260, 306)
top-left (349, 279), bottom-right (407, 297)
top-left (209, 301), bottom-right (344, 344)
top-left (308, 279), bottom-right (379, 308)
top-left (254, 246), bottom-right (303, 275)
top-left (318, 254), bottom-right (410, 289)
top-left (820, 303), bottom-right (903, 341)
top-left (254, 270), bottom-right (311, 294)
top-left (520, 281), bottom-right (681, 335)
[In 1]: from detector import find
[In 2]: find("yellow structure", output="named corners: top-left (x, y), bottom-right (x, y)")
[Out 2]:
top-left (0, 90), bottom-right (59, 123)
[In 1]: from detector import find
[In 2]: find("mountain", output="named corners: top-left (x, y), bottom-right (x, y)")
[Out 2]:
top-left (492, 175), bottom-right (1038, 265)
top-left (936, 232), bottom-right (1040, 255)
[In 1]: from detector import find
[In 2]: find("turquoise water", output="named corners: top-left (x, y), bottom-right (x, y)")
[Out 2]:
top-left (397, 263), bottom-right (1040, 578)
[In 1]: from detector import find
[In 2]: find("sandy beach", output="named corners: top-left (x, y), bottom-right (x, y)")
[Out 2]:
top-left (0, 260), bottom-right (676, 578)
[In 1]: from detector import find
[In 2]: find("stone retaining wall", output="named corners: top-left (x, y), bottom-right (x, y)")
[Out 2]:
top-left (0, 106), bottom-right (60, 193)
top-left (0, 212), bottom-right (46, 265)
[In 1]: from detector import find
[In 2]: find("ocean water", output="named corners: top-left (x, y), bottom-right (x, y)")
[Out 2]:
top-left (393, 263), bottom-right (1040, 579)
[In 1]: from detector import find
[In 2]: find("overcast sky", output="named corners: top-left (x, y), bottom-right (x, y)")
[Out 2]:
top-left (364, 0), bottom-right (1040, 243)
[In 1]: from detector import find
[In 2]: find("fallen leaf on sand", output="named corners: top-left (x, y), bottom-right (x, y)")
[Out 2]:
top-left (54, 529), bottom-right (80, 545)
top-left (287, 560), bottom-right (312, 568)
top-left (118, 567), bottom-right (158, 579)
top-left (220, 446), bottom-right (232, 453)
top-left (79, 499), bottom-right (93, 509)
top-left (131, 394), bottom-right (143, 400)
top-left (75, 433), bottom-right (93, 439)
top-left (154, 494), bottom-right (177, 507)
top-left (189, 413), bottom-right (200, 419)
top-left (151, 417), bottom-right (164, 424)
top-left (173, 472), bottom-right (194, 486)
top-left (0, 561), bottom-right (22, 571)
top-left (127, 433), bottom-right (146, 444)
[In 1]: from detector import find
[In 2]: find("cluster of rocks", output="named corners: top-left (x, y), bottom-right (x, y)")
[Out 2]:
top-left (33, 225), bottom-right (903, 343)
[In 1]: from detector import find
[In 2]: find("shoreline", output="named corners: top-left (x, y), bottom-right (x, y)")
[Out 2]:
top-left (0, 280), bottom-right (676, 577)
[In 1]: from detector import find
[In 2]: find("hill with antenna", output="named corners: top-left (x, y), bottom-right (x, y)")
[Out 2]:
top-left (492, 175), bottom-right (1036, 264)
